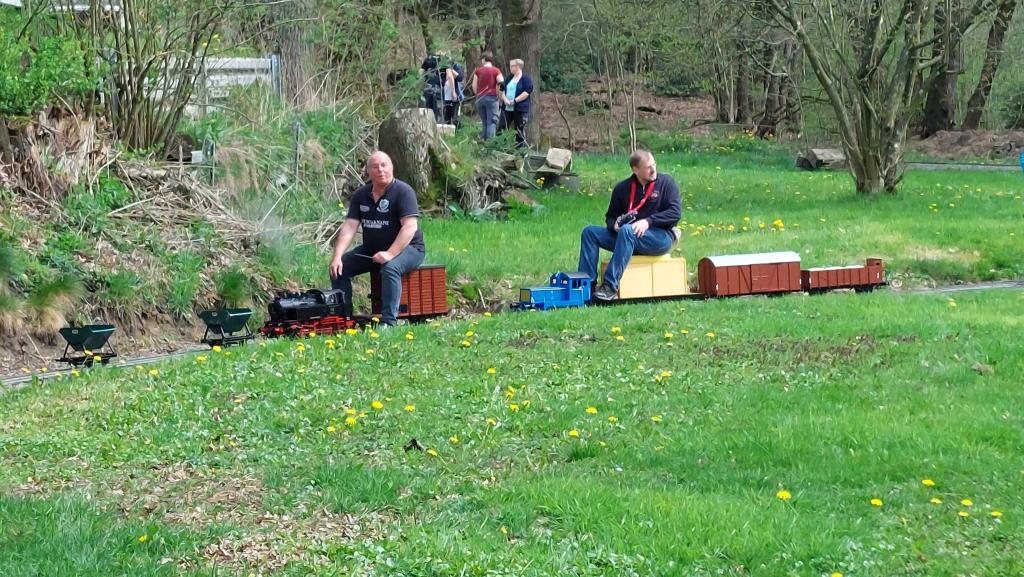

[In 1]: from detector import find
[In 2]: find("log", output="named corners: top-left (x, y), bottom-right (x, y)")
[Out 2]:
top-left (377, 108), bottom-right (438, 199)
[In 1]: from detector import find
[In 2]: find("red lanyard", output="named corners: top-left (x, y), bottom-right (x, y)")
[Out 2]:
top-left (629, 179), bottom-right (655, 212)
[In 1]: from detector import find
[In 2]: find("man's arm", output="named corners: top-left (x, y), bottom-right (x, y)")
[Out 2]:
top-left (329, 218), bottom-right (360, 279)
top-left (604, 181), bottom-right (628, 233)
top-left (373, 216), bottom-right (418, 264)
top-left (645, 177), bottom-right (682, 228)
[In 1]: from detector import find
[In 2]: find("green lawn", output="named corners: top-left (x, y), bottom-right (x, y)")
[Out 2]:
top-left (2, 156), bottom-right (1023, 576)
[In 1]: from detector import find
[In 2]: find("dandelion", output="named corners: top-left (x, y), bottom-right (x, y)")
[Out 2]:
top-left (615, 335), bottom-right (624, 341)
top-left (346, 328), bottom-right (358, 335)
top-left (991, 511), bottom-right (1003, 518)
top-left (651, 415), bottom-right (662, 423)
top-left (487, 367), bottom-right (496, 374)
top-left (611, 326), bottom-right (621, 333)
top-left (462, 340), bottom-right (471, 347)
top-left (930, 497), bottom-right (943, 504)
top-left (505, 386), bottom-right (516, 399)
top-left (706, 331), bottom-right (716, 338)
top-left (486, 417), bottom-right (497, 426)
top-left (466, 330), bottom-right (474, 337)
top-left (500, 526), bottom-right (508, 535)
top-left (569, 429), bottom-right (580, 438)
top-left (660, 370), bottom-right (672, 378)
top-left (426, 448), bottom-right (439, 457)
top-left (870, 498), bottom-right (883, 507)
top-left (405, 404), bottom-right (415, 412)
top-left (664, 332), bottom-right (673, 339)
top-left (296, 342), bottom-right (306, 352)
top-left (958, 511), bottom-right (970, 518)
top-left (449, 435), bottom-right (459, 444)
top-left (327, 425), bottom-right (336, 433)
top-left (509, 404), bottom-right (520, 412)
top-left (148, 369), bottom-right (159, 377)
top-left (607, 415), bottom-right (618, 424)
top-left (961, 498), bottom-right (973, 507)
top-left (325, 339), bottom-right (336, 349)
top-left (922, 479), bottom-right (935, 487)
top-left (586, 406), bottom-right (598, 414)
top-left (371, 400), bottom-right (384, 410)
top-left (773, 218), bottom-right (784, 228)
top-left (948, 299), bottom-right (957, 308)
top-left (308, 331), bottom-right (316, 338)
top-left (831, 573), bottom-right (843, 577)
top-left (71, 370), bottom-right (80, 377)
top-left (94, 355), bottom-right (102, 362)
top-left (137, 534), bottom-right (148, 543)
top-left (484, 311), bottom-right (492, 317)
top-left (776, 489), bottom-right (792, 501)
top-left (406, 332), bottom-right (414, 340)
top-left (212, 345), bottom-right (222, 352)
top-left (370, 331), bottom-right (380, 339)
top-left (196, 355), bottom-right (207, 363)
top-left (345, 416), bottom-right (357, 425)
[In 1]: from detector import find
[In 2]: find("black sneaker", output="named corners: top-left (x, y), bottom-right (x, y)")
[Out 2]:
top-left (593, 282), bottom-right (618, 301)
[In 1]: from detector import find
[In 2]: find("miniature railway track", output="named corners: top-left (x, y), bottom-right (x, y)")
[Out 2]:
top-left (3, 279), bottom-right (1024, 392)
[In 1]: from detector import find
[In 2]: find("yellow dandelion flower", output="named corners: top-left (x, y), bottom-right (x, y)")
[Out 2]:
top-left (296, 342), bottom-right (306, 351)
top-left (509, 403), bottom-right (520, 412)
top-left (505, 386), bottom-right (516, 399)
top-left (449, 435), bottom-right (459, 444)
top-left (922, 479), bottom-right (935, 487)
top-left (664, 332), bottom-right (673, 339)
top-left (706, 331), bottom-right (716, 338)
top-left (610, 326), bottom-right (621, 333)
top-left (651, 415), bottom-right (662, 423)
top-left (406, 333), bottom-right (414, 340)
top-left (486, 417), bottom-right (497, 426)
top-left (346, 328), bottom-right (358, 335)
top-left (991, 511), bottom-right (1003, 518)
top-left (681, 329), bottom-right (689, 334)
top-left (93, 355), bottom-right (102, 362)
top-left (327, 425), bottom-right (336, 433)
top-left (426, 448), bottom-right (438, 457)
top-left (776, 489), bottom-right (792, 501)
top-left (500, 526), bottom-right (508, 534)
top-left (961, 498), bottom-right (973, 507)
top-left (358, 411), bottom-right (367, 418)
top-left (345, 407), bottom-right (356, 415)
top-left (196, 355), bottom-right (207, 363)
top-left (369, 331), bottom-right (379, 338)
top-left (958, 511), bottom-right (970, 518)
top-left (487, 367), bottom-right (496, 374)
top-left (660, 370), bottom-right (672, 378)
top-left (831, 573), bottom-right (843, 577)
top-left (212, 345), bottom-right (222, 352)
top-left (371, 400), bottom-right (384, 410)
top-left (71, 370), bottom-right (80, 377)
top-left (930, 497), bottom-right (942, 504)
top-left (325, 339), bottom-right (336, 349)
top-left (948, 299), bottom-right (957, 308)
top-left (568, 429), bottom-right (580, 438)
top-left (586, 406), bottom-right (598, 414)
top-left (615, 335), bottom-right (624, 341)
top-left (345, 416), bottom-right (357, 425)
top-left (484, 311), bottom-right (492, 317)
top-left (148, 369), bottom-right (159, 377)
top-left (461, 340), bottom-right (471, 347)
top-left (405, 404), bottom-right (415, 412)
top-left (308, 331), bottom-right (316, 338)
top-left (138, 534), bottom-right (147, 543)
top-left (465, 330), bottom-right (474, 337)
top-left (607, 415), bottom-right (618, 424)
top-left (870, 498), bottom-right (883, 507)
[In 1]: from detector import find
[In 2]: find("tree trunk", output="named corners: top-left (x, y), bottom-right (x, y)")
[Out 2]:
top-left (0, 114), bottom-right (13, 166)
top-left (921, 3), bottom-right (963, 137)
top-left (274, 0), bottom-right (318, 109)
top-left (963, 0), bottom-right (1018, 129)
top-left (499, 0), bottom-right (542, 147)
top-left (736, 40), bottom-right (752, 125)
top-left (378, 108), bottom-right (439, 203)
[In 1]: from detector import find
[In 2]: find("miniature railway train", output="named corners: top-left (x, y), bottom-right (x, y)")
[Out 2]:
top-left (54, 252), bottom-right (884, 365)
top-left (513, 252), bottom-right (885, 310)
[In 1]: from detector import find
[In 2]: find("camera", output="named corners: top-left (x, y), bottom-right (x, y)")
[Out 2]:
top-left (615, 211), bottom-right (639, 227)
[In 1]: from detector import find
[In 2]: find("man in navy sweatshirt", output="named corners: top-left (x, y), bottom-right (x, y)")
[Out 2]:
top-left (578, 149), bottom-right (682, 301)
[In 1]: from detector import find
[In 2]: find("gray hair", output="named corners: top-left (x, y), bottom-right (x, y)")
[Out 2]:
top-left (509, 58), bottom-right (524, 68)
top-left (629, 149), bottom-right (653, 168)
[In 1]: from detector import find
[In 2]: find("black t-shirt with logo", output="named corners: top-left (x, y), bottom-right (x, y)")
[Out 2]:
top-left (346, 179), bottom-right (425, 254)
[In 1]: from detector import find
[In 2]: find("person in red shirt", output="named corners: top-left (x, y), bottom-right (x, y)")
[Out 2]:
top-left (471, 53), bottom-right (504, 140)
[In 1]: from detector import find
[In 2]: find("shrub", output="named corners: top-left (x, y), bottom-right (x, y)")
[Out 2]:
top-left (0, 12), bottom-right (92, 116)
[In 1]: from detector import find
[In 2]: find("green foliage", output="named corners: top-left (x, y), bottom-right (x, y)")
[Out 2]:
top-left (999, 86), bottom-right (1024, 129)
top-left (215, 266), bottom-right (250, 308)
top-left (99, 269), bottom-right (141, 309)
top-left (0, 12), bottom-right (92, 116)
top-left (64, 176), bottom-right (133, 234)
top-left (0, 241), bottom-right (22, 285)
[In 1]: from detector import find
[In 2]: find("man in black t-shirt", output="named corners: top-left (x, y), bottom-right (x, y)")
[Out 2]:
top-left (329, 151), bottom-right (426, 327)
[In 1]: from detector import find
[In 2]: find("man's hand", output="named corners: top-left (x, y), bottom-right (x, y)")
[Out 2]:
top-left (372, 250), bottom-right (395, 264)
top-left (328, 257), bottom-right (343, 280)
top-left (631, 218), bottom-right (650, 237)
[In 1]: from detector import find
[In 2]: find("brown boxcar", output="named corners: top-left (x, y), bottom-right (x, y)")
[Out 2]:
top-left (370, 265), bottom-right (449, 320)
top-left (697, 252), bottom-right (802, 297)
top-left (801, 258), bottom-right (884, 292)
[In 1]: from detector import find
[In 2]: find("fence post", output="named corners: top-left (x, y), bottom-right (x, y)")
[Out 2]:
top-left (270, 53), bottom-right (283, 101)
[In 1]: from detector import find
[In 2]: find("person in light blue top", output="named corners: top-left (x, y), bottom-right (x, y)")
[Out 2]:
top-left (498, 58), bottom-right (533, 148)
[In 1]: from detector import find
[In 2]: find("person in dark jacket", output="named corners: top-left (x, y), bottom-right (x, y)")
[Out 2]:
top-left (422, 52), bottom-right (464, 125)
top-left (578, 149), bottom-right (682, 301)
top-left (498, 58), bottom-right (533, 148)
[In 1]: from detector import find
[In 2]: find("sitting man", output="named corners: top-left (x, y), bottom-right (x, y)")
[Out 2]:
top-left (578, 149), bottom-right (681, 301)
top-left (329, 151), bottom-right (425, 327)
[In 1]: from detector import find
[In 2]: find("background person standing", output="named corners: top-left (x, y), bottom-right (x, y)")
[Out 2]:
top-left (471, 53), bottom-right (504, 140)
top-left (498, 58), bottom-right (533, 148)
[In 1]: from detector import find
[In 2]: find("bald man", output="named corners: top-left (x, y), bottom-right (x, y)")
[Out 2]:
top-left (329, 151), bottom-right (425, 327)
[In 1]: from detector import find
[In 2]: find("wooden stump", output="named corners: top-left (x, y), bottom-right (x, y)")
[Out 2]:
top-left (377, 108), bottom-right (438, 199)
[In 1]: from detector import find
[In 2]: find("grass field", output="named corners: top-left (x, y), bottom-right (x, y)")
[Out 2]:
top-left (2, 154), bottom-right (1023, 576)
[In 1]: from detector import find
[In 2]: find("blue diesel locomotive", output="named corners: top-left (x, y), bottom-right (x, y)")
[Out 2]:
top-left (511, 271), bottom-right (593, 310)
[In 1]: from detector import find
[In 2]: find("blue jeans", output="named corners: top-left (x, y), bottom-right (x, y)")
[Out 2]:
top-left (476, 95), bottom-right (498, 140)
top-left (578, 225), bottom-right (673, 290)
top-left (331, 245), bottom-right (425, 325)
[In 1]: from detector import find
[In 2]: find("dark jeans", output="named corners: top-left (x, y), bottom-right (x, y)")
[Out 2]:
top-left (578, 225), bottom-right (673, 290)
top-left (476, 95), bottom-right (499, 140)
top-left (331, 245), bottom-right (425, 325)
top-left (443, 100), bottom-right (460, 126)
top-left (499, 109), bottom-right (529, 148)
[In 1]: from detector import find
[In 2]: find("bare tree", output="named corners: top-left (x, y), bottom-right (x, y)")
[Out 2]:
top-left (768, 0), bottom-right (947, 194)
top-left (962, 0), bottom-right (1019, 129)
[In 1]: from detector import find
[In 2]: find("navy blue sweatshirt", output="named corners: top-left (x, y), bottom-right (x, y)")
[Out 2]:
top-left (605, 174), bottom-right (682, 233)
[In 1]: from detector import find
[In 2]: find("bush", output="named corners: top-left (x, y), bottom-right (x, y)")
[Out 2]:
top-left (0, 12), bottom-right (92, 116)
